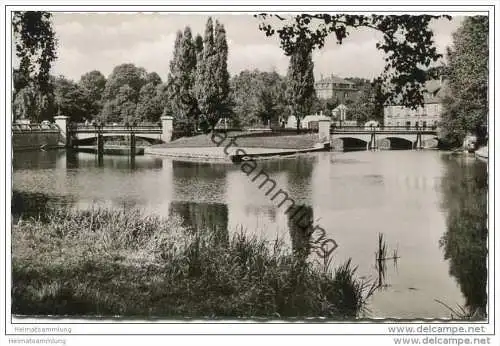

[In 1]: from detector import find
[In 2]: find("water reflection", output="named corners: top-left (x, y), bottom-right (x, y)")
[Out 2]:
top-left (13, 150), bottom-right (164, 171)
top-left (287, 205), bottom-right (314, 262)
top-left (10, 149), bottom-right (490, 318)
top-left (439, 155), bottom-right (487, 317)
top-left (172, 161), bottom-right (228, 203)
top-left (11, 190), bottom-right (74, 222)
top-left (12, 150), bottom-right (65, 170)
top-left (169, 201), bottom-right (229, 246)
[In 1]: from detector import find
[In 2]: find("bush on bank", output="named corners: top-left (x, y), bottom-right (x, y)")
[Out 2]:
top-left (12, 207), bottom-right (372, 319)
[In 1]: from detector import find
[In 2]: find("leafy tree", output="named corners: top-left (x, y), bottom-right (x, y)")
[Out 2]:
top-left (286, 41), bottom-right (316, 129)
top-left (256, 14), bottom-right (450, 109)
top-left (102, 63), bottom-right (147, 102)
top-left (100, 63), bottom-right (153, 124)
top-left (194, 34), bottom-right (204, 55)
top-left (256, 72), bottom-right (289, 126)
top-left (156, 83), bottom-right (171, 117)
top-left (131, 72), bottom-right (163, 123)
top-left (195, 18), bottom-right (217, 130)
top-left (145, 72), bottom-right (162, 86)
top-left (12, 11), bottom-right (57, 122)
top-left (101, 84), bottom-right (138, 124)
top-left (372, 77), bottom-right (389, 124)
top-left (166, 31), bottom-right (184, 116)
top-left (310, 96), bottom-right (339, 118)
top-left (230, 70), bottom-right (261, 126)
top-left (167, 27), bottom-right (198, 127)
top-left (440, 16), bottom-right (488, 146)
top-left (196, 18), bottom-right (230, 130)
top-left (345, 83), bottom-right (375, 125)
top-left (135, 82), bottom-right (163, 123)
top-left (12, 85), bottom-right (37, 120)
top-left (342, 78), bottom-right (387, 124)
top-left (78, 70), bottom-right (106, 119)
top-left (53, 76), bottom-right (88, 123)
top-left (230, 70), bottom-right (288, 127)
top-left (213, 20), bottom-right (231, 121)
top-left (13, 68), bottom-right (29, 95)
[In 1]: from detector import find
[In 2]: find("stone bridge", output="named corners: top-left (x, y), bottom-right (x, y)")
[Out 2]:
top-left (330, 126), bottom-right (439, 150)
top-left (54, 115), bottom-right (173, 146)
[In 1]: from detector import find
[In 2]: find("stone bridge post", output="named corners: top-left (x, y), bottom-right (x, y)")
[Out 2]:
top-left (54, 115), bottom-right (69, 147)
top-left (161, 115), bottom-right (173, 142)
top-left (317, 116), bottom-right (331, 146)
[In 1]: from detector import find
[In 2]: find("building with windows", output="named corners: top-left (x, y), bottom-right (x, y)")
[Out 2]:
top-left (314, 74), bottom-right (359, 102)
top-left (383, 79), bottom-right (447, 129)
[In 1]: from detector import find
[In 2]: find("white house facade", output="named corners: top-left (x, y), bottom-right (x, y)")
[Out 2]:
top-left (384, 79), bottom-right (447, 129)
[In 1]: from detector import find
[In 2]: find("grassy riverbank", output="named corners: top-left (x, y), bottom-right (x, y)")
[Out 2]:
top-left (155, 133), bottom-right (320, 150)
top-left (12, 207), bottom-right (371, 319)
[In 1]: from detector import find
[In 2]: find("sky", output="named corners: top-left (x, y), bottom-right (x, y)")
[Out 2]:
top-left (19, 13), bottom-right (465, 82)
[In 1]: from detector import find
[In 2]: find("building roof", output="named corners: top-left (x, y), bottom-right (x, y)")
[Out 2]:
top-left (315, 75), bottom-right (355, 85)
top-left (386, 79), bottom-right (449, 105)
top-left (302, 115), bottom-right (331, 123)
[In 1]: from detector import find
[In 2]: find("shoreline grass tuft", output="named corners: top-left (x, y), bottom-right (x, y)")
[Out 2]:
top-left (12, 207), bottom-right (373, 319)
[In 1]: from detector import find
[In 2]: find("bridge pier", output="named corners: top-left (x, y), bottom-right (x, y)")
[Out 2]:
top-left (97, 130), bottom-right (104, 163)
top-left (130, 132), bottom-right (136, 157)
top-left (414, 132), bottom-right (423, 150)
top-left (368, 132), bottom-right (378, 150)
top-left (54, 115), bottom-right (70, 147)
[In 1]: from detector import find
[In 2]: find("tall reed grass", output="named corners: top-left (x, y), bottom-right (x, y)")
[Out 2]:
top-left (12, 207), bottom-right (373, 319)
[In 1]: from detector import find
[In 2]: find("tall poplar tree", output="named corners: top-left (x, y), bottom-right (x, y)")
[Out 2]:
top-left (196, 17), bottom-right (217, 130)
top-left (286, 42), bottom-right (316, 129)
top-left (195, 18), bottom-right (230, 130)
top-left (194, 34), bottom-right (204, 56)
top-left (214, 20), bottom-right (231, 122)
top-left (167, 27), bottom-right (198, 127)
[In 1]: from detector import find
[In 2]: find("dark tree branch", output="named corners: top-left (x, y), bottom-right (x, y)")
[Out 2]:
top-left (256, 13), bottom-right (452, 109)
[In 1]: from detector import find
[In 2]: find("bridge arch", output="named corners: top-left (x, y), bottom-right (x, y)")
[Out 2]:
top-left (331, 137), bottom-right (369, 151)
top-left (378, 137), bottom-right (414, 150)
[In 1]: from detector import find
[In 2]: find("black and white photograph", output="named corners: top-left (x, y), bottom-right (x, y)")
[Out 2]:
top-left (1, 1), bottom-right (497, 345)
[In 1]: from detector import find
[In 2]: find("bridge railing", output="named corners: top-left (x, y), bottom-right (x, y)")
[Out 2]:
top-left (70, 124), bottom-right (161, 132)
top-left (330, 125), bottom-right (437, 133)
top-left (12, 123), bottom-right (61, 132)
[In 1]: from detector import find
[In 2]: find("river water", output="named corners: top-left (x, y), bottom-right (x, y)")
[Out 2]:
top-left (11, 149), bottom-right (488, 319)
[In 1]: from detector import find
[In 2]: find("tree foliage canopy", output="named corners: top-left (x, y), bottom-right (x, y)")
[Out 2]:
top-left (78, 70), bottom-right (106, 118)
top-left (441, 16), bottom-right (488, 146)
top-left (100, 63), bottom-right (151, 123)
top-left (13, 11), bottom-right (57, 91)
top-left (12, 11), bottom-right (58, 122)
top-left (286, 42), bottom-right (316, 124)
top-left (53, 75), bottom-right (88, 123)
top-left (102, 63), bottom-right (147, 101)
top-left (255, 14), bottom-right (450, 109)
top-left (168, 27), bottom-right (198, 124)
top-left (230, 70), bottom-right (288, 127)
top-left (195, 18), bottom-right (231, 130)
